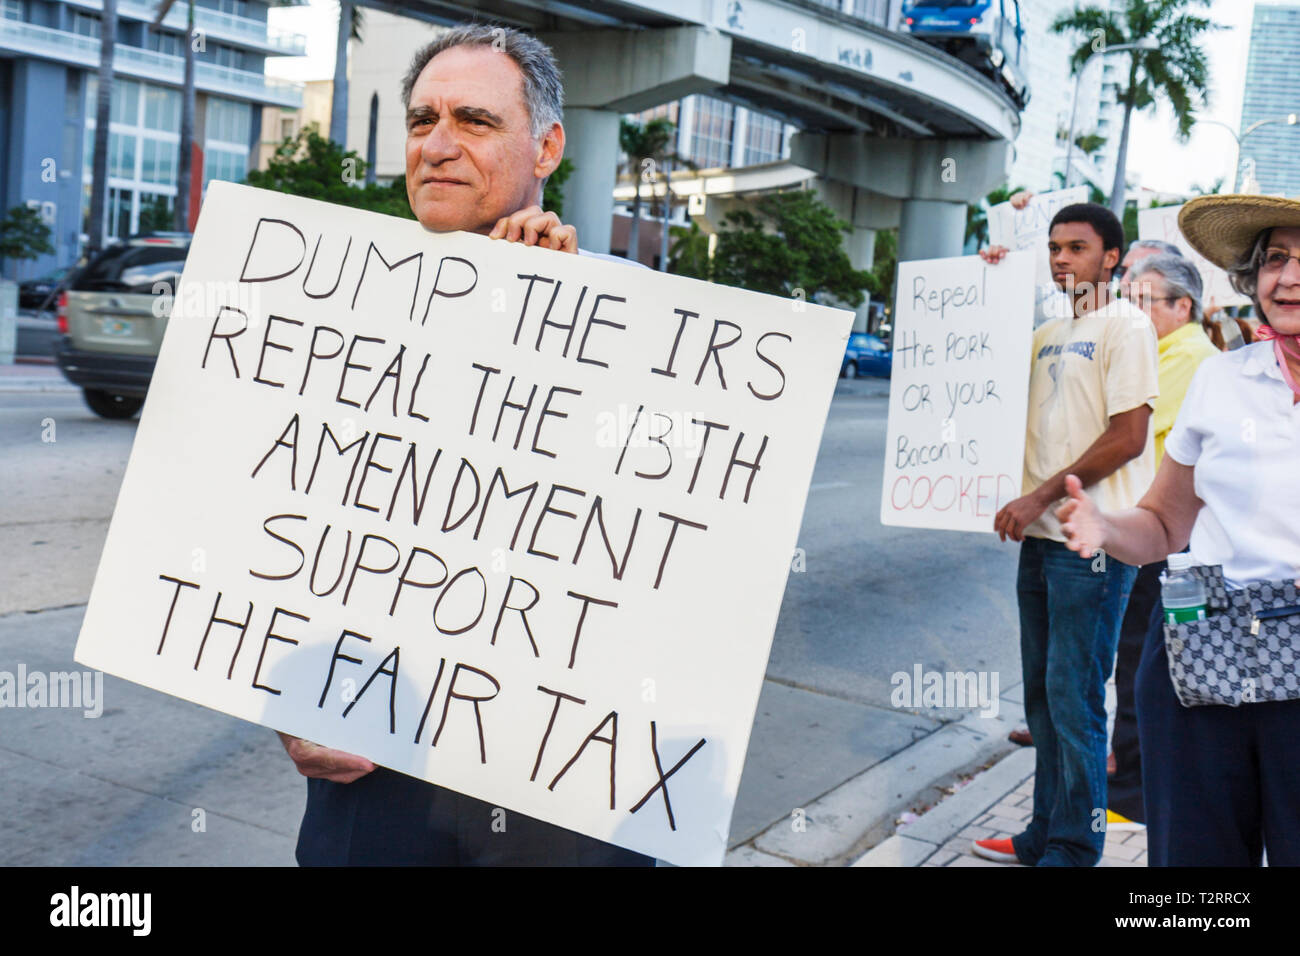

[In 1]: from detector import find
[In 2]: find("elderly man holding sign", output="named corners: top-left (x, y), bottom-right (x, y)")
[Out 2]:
top-left (972, 204), bottom-right (1158, 867)
top-left (276, 23), bottom-right (649, 867)
top-left (73, 10), bottom-right (851, 865)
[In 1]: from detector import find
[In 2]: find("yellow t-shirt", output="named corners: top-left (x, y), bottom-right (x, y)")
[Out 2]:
top-left (1154, 321), bottom-right (1220, 464)
top-left (1022, 297), bottom-right (1159, 541)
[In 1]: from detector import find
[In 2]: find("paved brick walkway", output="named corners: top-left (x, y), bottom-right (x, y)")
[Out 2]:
top-left (922, 770), bottom-right (1148, 867)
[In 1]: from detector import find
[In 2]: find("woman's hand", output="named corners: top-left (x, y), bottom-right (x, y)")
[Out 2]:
top-left (1057, 474), bottom-right (1106, 559)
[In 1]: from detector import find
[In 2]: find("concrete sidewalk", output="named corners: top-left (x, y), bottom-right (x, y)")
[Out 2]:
top-left (853, 747), bottom-right (1147, 867)
top-left (854, 679), bottom-right (1148, 868)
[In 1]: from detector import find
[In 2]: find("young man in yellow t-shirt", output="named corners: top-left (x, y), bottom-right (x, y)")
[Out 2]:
top-left (973, 204), bottom-right (1159, 866)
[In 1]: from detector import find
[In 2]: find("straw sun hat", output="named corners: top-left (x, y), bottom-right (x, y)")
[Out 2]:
top-left (1178, 194), bottom-right (1300, 271)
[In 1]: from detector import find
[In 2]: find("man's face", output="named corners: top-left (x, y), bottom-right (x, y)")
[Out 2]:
top-left (1126, 272), bottom-right (1190, 339)
top-left (1048, 221), bottom-right (1119, 305)
top-left (1117, 245), bottom-right (1159, 297)
top-left (1257, 226), bottom-right (1300, 336)
top-left (404, 44), bottom-right (563, 234)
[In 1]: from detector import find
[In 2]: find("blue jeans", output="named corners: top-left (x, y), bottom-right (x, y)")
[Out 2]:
top-left (1136, 593), bottom-right (1300, 866)
top-left (1011, 536), bottom-right (1137, 866)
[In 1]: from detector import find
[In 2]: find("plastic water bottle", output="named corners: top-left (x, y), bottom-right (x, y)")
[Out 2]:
top-left (1162, 553), bottom-right (1207, 625)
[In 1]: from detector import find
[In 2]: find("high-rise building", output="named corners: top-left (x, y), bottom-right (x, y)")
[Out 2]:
top-left (1008, 0), bottom-right (1082, 191)
top-left (0, 0), bottom-right (305, 274)
top-left (1240, 1), bottom-right (1300, 196)
top-left (1008, 0), bottom-right (1124, 194)
top-left (1087, 0), bottom-right (1127, 194)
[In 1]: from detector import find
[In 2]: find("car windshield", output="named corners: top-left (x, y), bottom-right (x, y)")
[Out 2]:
top-left (73, 245), bottom-right (188, 294)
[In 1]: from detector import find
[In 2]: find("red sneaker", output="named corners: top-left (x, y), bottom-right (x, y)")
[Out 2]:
top-left (971, 837), bottom-right (1021, 864)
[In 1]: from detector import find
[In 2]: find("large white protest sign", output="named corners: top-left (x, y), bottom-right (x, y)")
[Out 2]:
top-left (881, 252), bottom-right (1036, 532)
top-left (988, 186), bottom-right (1088, 325)
top-left (1138, 204), bottom-right (1250, 308)
top-left (73, 182), bottom-right (851, 867)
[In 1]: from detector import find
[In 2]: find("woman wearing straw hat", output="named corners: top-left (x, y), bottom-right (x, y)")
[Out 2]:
top-left (1052, 194), bottom-right (1300, 866)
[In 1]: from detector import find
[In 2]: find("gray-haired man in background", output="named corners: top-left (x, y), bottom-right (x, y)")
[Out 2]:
top-left (1116, 239), bottom-right (1182, 295)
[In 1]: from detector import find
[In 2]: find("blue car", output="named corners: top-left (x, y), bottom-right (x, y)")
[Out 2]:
top-left (841, 332), bottom-right (892, 379)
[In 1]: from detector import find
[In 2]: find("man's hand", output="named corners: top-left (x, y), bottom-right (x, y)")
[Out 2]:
top-left (278, 732), bottom-right (375, 784)
top-left (979, 244), bottom-right (1011, 265)
top-left (994, 489), bottom-right (1049, 542)
top-left (1057, 474), bottom-right (1105, 558)
top-left (488, 205), bottom-right (577, 253)
top-left (1009, 191), bottom-right (1035, 211)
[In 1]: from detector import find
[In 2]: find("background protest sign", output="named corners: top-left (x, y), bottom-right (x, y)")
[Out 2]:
top-left (881, 252), bottom-right (1035, 532)
top-left (987, 186), bottom-right (1088, 325)
top-left (1138, 203), bottom-right (1250, 308)
top-left (73, 182), bottom-right (851, 867)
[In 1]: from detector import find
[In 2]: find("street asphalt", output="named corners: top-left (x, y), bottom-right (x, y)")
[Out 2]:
top-left (0, 368), bottom-right (1024, 866)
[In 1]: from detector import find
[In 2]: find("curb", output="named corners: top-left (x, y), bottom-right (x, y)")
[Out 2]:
top-left (851, 746), bottom-right (1035, 867)
top-left (727, 697), bottom-right (1025, 866)
top-left (0, 379), bottom-right (77, 392)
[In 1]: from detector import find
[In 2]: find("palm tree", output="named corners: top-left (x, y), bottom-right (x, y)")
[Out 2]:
top-left (329, 1), bottom-right (364, 146)
top-left (151, 0), bottom-right (195, 232)
top-left (1074, 132), bottom-right (1107, 157)
top-left (1053, 0), bottom-right (1218, 219)
top-left (176, 0), bottom-right (195, 231)
top-left (618, 117), bottom-right (675, 263)
top-left (86, 0), bottom-right (116, 253)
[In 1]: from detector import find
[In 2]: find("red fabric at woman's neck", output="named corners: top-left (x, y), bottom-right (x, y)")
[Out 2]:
top-left (1256, 325), bottom-right (1300, 402)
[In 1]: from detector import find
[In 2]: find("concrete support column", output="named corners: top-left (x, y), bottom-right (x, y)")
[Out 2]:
top-left (846, 224), bottom-right (876, 332)
top-left (898, 199), bottom-right (968, 263)
top-left (560, 107), bottom-right (621, 255)
top-left (730, 106), bottom-right (748, 169)
top-left (677, 96), bottom-right (696, 160)
top-left (542, 26), bottom-right (731, 258)
top-left (9, 60), bottom-right (68, 277)
top-left (846, 225), bottom-right (876, 271)
top-left (814, 180), bottom-right (900, 330)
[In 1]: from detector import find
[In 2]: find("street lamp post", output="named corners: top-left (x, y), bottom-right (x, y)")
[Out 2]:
top-left (1063, 39), bottom-right (1159, 189)
top-left (1198, 114), bottom-right (1299, 192)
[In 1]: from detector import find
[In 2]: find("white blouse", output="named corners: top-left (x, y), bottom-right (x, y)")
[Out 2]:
top-left (1165, 341), bottom-right (1300, 589)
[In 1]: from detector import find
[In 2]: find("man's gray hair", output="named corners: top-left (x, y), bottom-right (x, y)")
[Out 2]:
top-left (1129, 252), bottom-right (1204, 322)
top-left (401, 24), bottom-right (564, 140)
top-left (1128, 239), bottom-right (1182, 257)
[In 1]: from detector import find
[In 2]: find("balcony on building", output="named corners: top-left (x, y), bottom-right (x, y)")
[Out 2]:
top-left (61, 0), bottom-right (306, 57)
top-left (0, 12), bottom-right (303, 108)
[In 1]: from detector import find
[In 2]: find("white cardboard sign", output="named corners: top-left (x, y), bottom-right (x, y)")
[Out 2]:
top-left (1138, 204), bottom-right (1250, 308)
top-left (73, 182), bottom-right (851, 867)
top-left (880, 252), bottom-right (1036, 532)
top-left (987, 186), bottom-right (1088, 325)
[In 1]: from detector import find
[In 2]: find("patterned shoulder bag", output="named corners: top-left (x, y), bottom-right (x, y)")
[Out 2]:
top-left (1162, 564), bottom-right (1300, 707)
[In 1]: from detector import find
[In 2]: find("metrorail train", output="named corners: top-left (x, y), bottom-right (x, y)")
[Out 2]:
top-left (900, 0), bottom-right (1031, 109)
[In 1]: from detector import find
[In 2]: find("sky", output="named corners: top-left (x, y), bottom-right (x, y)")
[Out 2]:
top-left (1124, 0), bottom-right (1257, 195)
top-left (266, 0), bottom-right (1271, 197)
